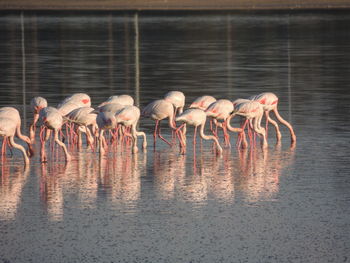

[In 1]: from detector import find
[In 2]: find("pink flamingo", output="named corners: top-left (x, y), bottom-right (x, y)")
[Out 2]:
top-left (142, 99), bottom-right (183, 147)
top-left (30, 97), bottom-right (48, 143)
top-left (96, 103), bottom-right (126, 114)
top-left (189, 95), bottom-right (216, 111)
top-left (0, 119), bottom-right (29, 165)
top-left (229, 100), bottom-right (267, 149)
top-left (189, 95), bottom-right (217, 133)
top-left (65, 107), bottom-right (97, 149)
top-left (39, 107), bottom-right (71, 163)
top-left (98, 95), bottom-right (134, 107)
top-left (114, 105), bottom-right (147, 153)
top-left (249, 92), bottom-right (296, 143)
top-left (57, 93), bottom-right (91, 108)
top-left (205, 99), bottom-right (235, 146)
top-left (96, 110), bottom-right (118, 156)
top-left (0, 107), bottom-right (34, 159)
top-left (164, 91), bottom-right (185, 115)
top-left (0, 116), bottom-right (30, 166)
top-left (175, 108), bottom-right (223, 155)
top-left (57, 93), bottom-right (91, 116)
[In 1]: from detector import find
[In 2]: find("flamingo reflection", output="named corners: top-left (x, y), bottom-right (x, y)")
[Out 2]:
top-left (99, 152), bottom-right (145, 206)
top-left (0, 165), bottom-right (29, 220)
top-left (237, 145), bottom-right (295, 202)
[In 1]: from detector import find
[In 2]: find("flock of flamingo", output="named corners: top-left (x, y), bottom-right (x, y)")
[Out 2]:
top-left (0, 91), bottom-right (296, 166)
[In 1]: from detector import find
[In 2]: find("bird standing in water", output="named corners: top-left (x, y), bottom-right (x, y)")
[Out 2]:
top-left (249, 92), bottom-right (296, 143)
top-left (228, 100), bottom-right (267, 149)
top-left (30, 96), bottom-right (48, 143)
top-left (205, 99), bottom-right (235, 146)
top-left (142, 99), bottom-right (183, 148)
top-left (175, 108), bottom-right (223, 155)
top-left (115, 105), bottom-right (147, 154)
top-left (39, 107), bottom-right (71, 163)
top-left (0, 107), bottom-right (34, 161)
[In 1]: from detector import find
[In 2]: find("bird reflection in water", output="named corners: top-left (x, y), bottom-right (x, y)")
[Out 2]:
top-left (39, 162), bottom-right (71, 221)
top-left (152, 147), bottom-right (235, 204)
top-left (99, 152), bottom-right (145, 208)
top-left (181, 150), bottom-right (234, 204)
top-left (153, 149), bottom-right (186, 200)
top-left (38, 152), bottom-right (97, 221)
top-left (236, 144), bottom-right (295, 203)
top-left (0, 165), bottom-right (29, 220)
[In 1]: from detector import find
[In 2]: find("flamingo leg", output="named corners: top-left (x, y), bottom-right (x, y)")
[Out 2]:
top-left (54, 129), bottom-right (71, 162)
top-left (158, 126), bottom-right (172, 146)
top-left (193, 126), bottom-right (197, 146)
top-left (1, 137), bottom-right (6, 160)
top-left (153, 120), bottom-right (159, 148)
top-left (223, 121), bottom-right (231, 147)
top-left (40, 128), bottom-right (48, 163)
top-left (237, 119), bottom-right (249, 149)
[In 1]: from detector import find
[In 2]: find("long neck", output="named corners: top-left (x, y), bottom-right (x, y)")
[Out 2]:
top-left (16, 124), bottom-right (30, 144)
top-left (226, 113), bottom-right (242, 133)
top-left (199, 121), bottom-right (223, 154)
top-left (273, 108), bottom-right (296, 142)
top-left (168, 114), bottom-right (176, 130)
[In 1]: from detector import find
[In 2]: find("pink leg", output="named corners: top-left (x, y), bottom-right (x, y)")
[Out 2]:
top-left (237, 119), bottom-right (248, 149)
top-left (247, 123), bottom-right (253, 149)
top-left (153, 120), bottom-right (159, 148)
top-left (40, 128), bottom-right (47, 163)
top-left (193, 126), bottom-right (197, 146)
top-left (1, 137), bottom-right (6, 160)
top-left (265, 111), bottom-right (269, 140)
top-left (158, 127), bottom-right (172, 146)
top-left (223, 121), bottom-right (231, 147)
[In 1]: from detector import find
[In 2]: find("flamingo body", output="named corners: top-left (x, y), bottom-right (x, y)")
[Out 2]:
top-left (164, 91), bottom-right (185, 114)
top-left (0, 117), bottom-right (30, 165)
top-left (98, 95), bottom-right (134, 107)
top-left (57, 93), bottom-right (91, 108)
top-left (142, 99), bottom-right (175, 122)
top-left (205, 99), bottom-right (234, 120)
top-left (39, 106), bottom-right (71, 162)
top-left (249, 92), bottom-right (296, 143)
top-left (189, 95), bottom-right (216, 111)
top-left (115, 105), bottom-right (147, 153)
top-left (175, 109), bottom-right (222, 155)
top-left (0, 107), bottom-right (33, 157)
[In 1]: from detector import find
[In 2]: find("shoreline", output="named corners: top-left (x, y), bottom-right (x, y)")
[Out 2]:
top-left (0, 0), bottom-right (350, 11)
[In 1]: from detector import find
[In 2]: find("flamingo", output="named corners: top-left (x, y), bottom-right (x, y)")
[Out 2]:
top-left (57, 93), bottom-right (91, 116)
top-left (164, 91), bottom-right (185, 115)
top-left (39, 107), bottom-right (71, 162)
top-left (164, 91), bottom-right (187, 143)
top-left (114, 105), bottom-right (147, 153)
top-left (0, 107), bottom-right (34, 159)
top-left (96, 110), bottom-right (118, 157)
top-left (205, 99), bottom-right (235, 146)
top-left (175, 108), bottom-right (223, 155)
top-left (98, 95), bottom-right (134, 107)
top-left (228, 100), bottom-right (267, 149)
top-left (249, 92), bottom-right (296, 143)
top-left (189, 95), bottom-right (217, 134)
top-left (57, 93), bottom-right (91, 109)
top-left (189, 95), bottom-right (216, 111)
top-left (0, 117), bottom-right (30, 165)
top-left (96, 103), bottom-right (126, 114)
top-left (30, 96), bottom-right (48, 143)
top-left (142, 99), bottom-right (183, 147)
top-left (65, 107), bottom-right (97, 149)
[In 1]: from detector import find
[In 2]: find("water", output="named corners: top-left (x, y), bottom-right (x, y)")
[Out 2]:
top-left (1, 11), bottom-right (350, 262)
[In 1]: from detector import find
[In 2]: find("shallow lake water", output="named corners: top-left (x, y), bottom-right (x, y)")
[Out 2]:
top-left (0, 11), bottom-right (350, 262)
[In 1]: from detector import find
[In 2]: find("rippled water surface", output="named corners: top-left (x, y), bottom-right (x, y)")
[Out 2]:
top-left (0, 11), bottom-right (350, 262)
